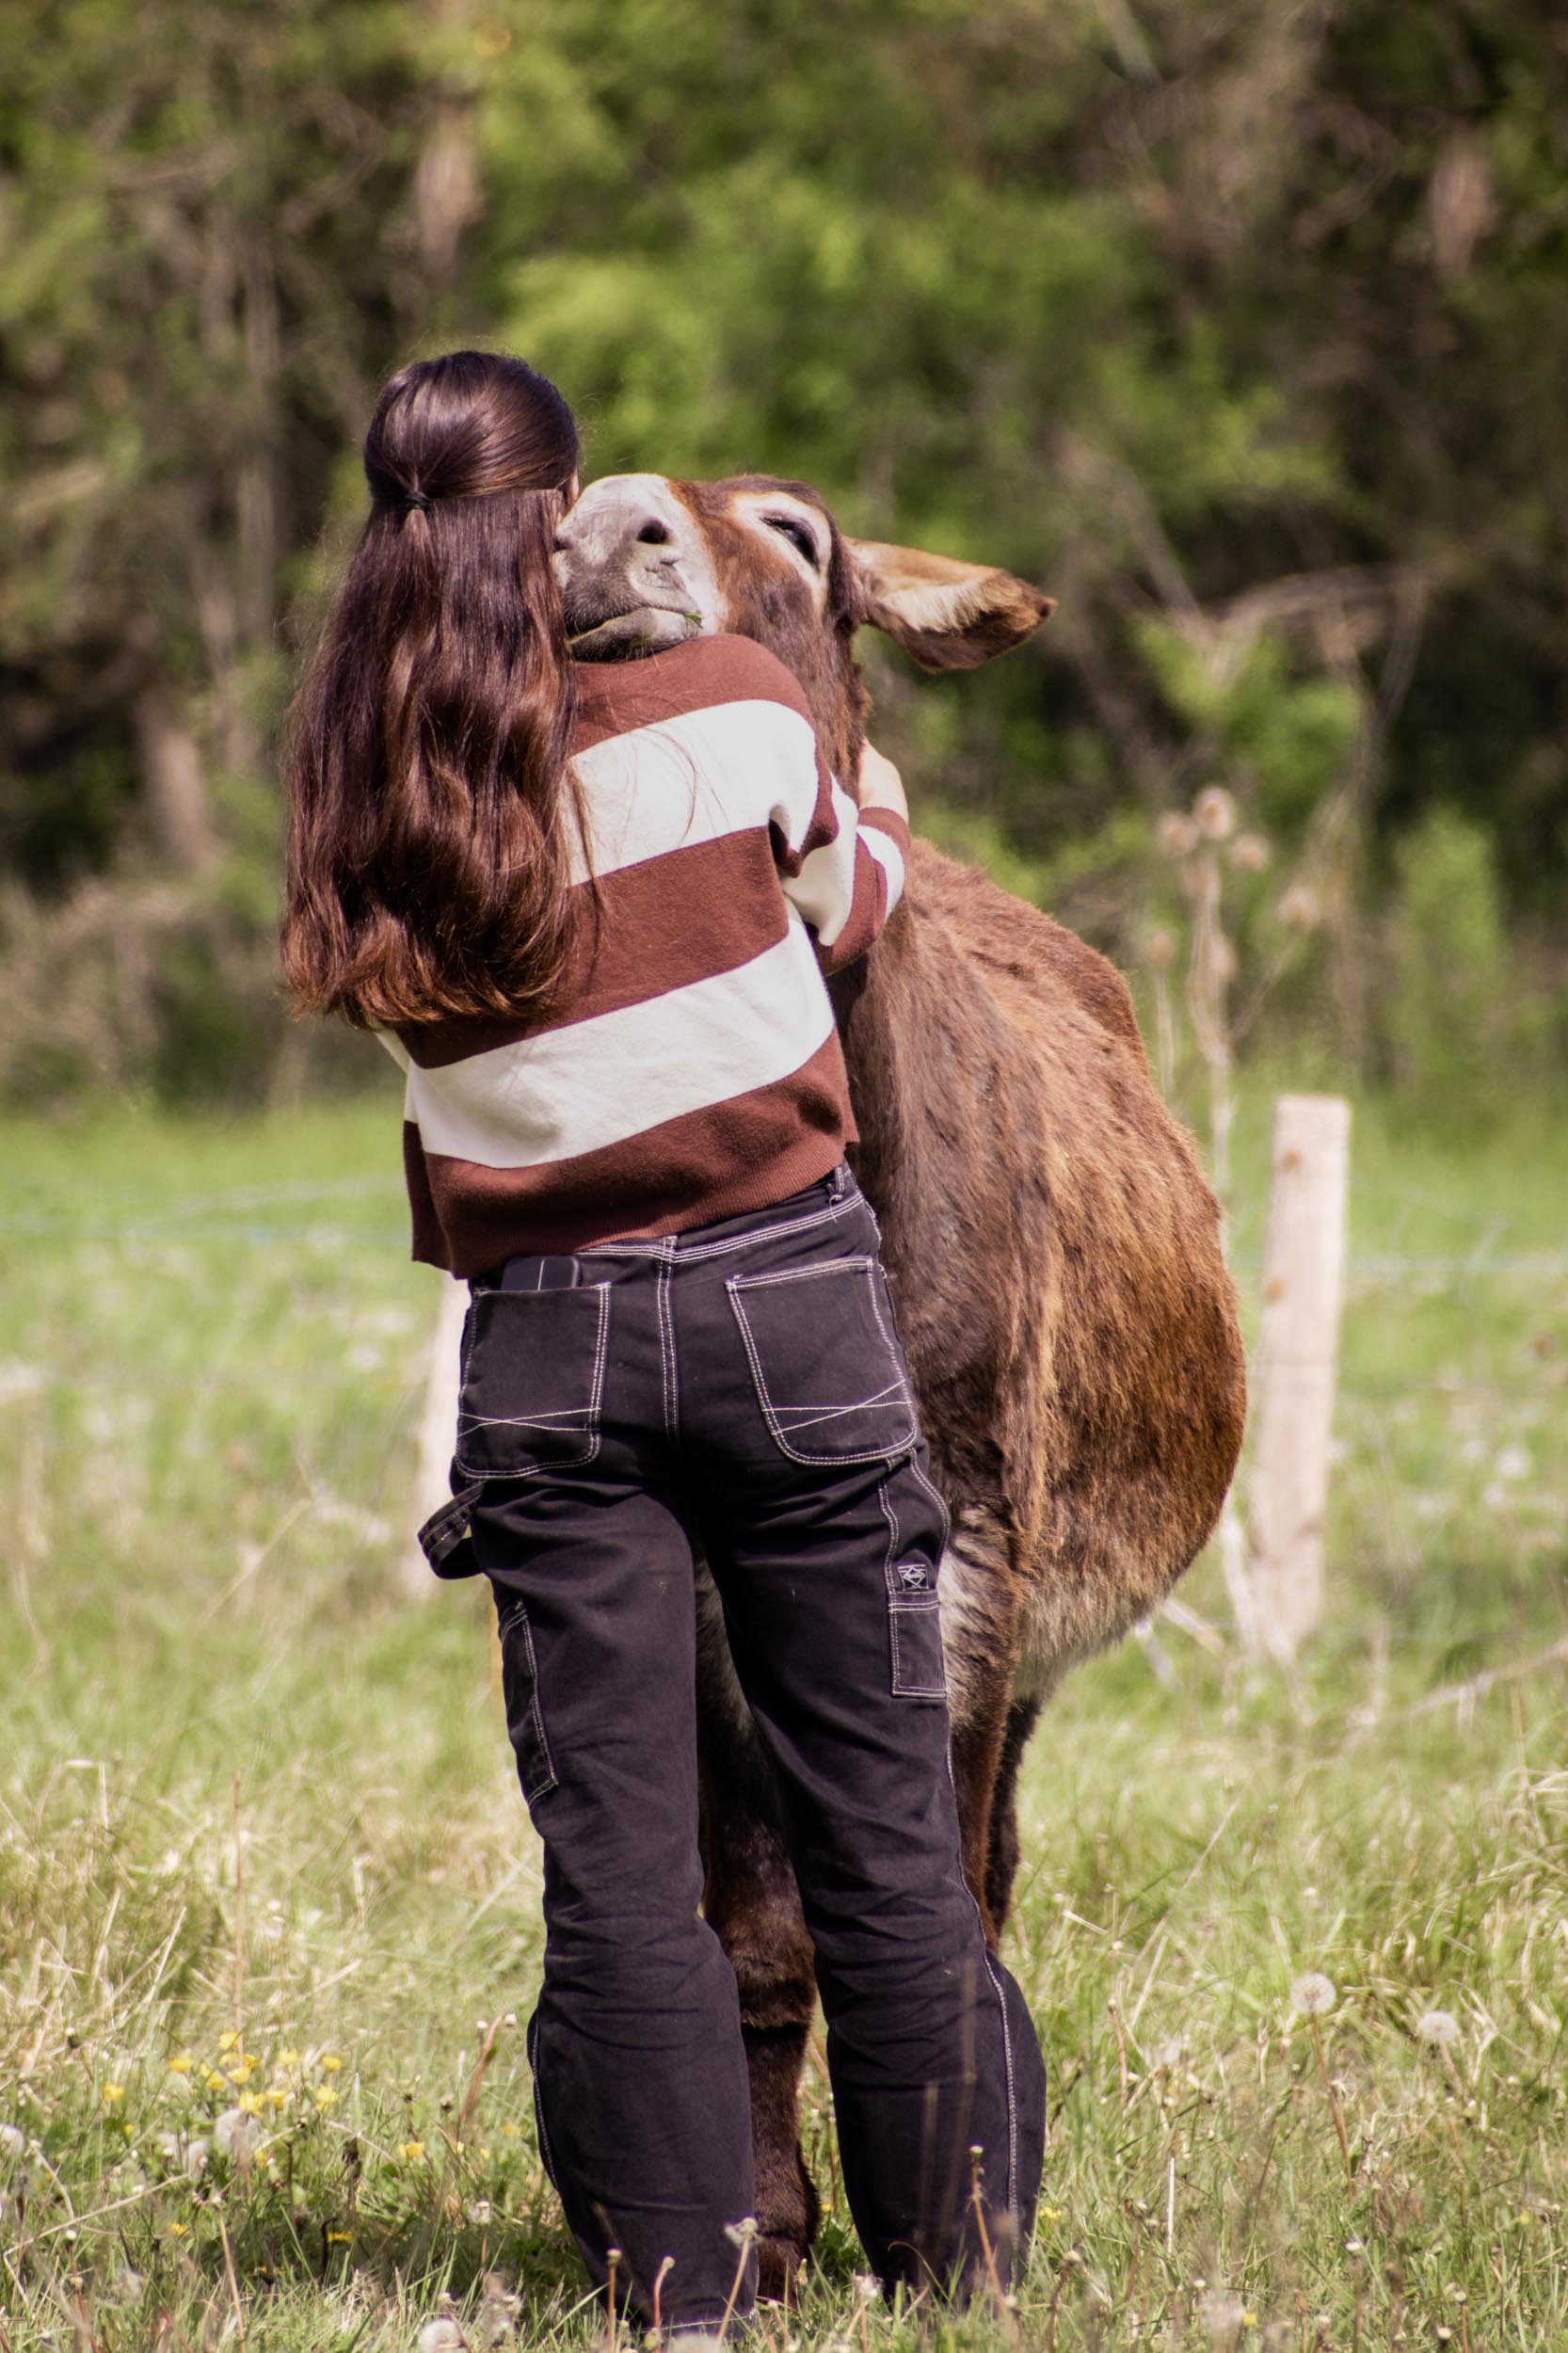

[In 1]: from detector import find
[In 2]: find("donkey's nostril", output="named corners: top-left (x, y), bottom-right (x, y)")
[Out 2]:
top-left (636, 520), bottom-right (671, 546)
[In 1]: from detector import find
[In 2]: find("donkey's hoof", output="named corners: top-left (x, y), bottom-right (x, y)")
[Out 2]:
top-left (754, 2232), bottom-right (808, 2307)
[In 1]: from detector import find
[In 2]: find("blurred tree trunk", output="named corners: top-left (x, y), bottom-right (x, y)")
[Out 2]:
top-left (413, 0), bottom-right (481, 290)
top-left (133, 685), bottom-right (219, 872)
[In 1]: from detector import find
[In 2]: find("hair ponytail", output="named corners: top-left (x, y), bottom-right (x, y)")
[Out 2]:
top-left (281, 351), bottom-right (584, 1030)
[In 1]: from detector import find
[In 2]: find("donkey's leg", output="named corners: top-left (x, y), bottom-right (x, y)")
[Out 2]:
top-left (983, 1693), bottom-right (1044, 1933)
top-left (695, 1575), bottom-right (820, 2302)
top-left (938, 1512), bottom-right (1027, 1946)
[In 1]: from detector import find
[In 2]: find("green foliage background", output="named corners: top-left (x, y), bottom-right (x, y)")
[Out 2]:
top-left (2, 0), bottom-right (1565, 1108)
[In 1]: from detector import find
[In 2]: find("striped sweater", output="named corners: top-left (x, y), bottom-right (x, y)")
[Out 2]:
top-left (379, 632), bottom-right (909, 1275)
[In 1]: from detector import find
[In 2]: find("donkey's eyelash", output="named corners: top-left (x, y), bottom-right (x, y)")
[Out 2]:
top-left (764, 515), bottom-right (820, 566)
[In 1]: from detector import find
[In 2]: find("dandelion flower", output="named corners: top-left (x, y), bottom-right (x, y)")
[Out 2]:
top-left (103, 2084), bottom-right (126, 2107)
top-left (1416, 2009), bottom-right (1462, 2050)
top-left (278, 2048), bottom-right (300, 2069)
top-left (398, 2139), bottom-right (426, 2162)
top-left (318, 2054), bottom-right (344, 2074)
top-left (314, 2087), bottom-right (338, 2110)
top-left (166, 2220), bottom-right (188, 2238)
top-left (217, 2031), bottom-right (240, 2054)
top-left (1289, 1973), bottom-right (1336, 2018)
top-left (214, 2107), bottom-right (262, 2160)
top-left (237, 2091), bottom-right (265, 2117)
top-left (723, 2216), bottom-right (759, 2247)
top-left (168, 2054), bottom-right (194, 2076)
top-left (203, 2068), bottom-right (227, 2093)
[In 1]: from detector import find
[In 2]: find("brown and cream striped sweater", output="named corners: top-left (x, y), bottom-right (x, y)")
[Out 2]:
top-left (378, 632), bottom-right (908, 1275)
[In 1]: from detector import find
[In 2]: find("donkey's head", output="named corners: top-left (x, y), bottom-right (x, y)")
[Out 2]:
top-left (554, 472), bottom-right (1054, 781)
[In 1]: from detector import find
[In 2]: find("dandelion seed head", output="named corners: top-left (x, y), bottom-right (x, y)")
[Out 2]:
top-left (1229, 831), bottom-right (1271, 873)
top-left (722, 2215), bottom-right (759, 2247)
top-left (1289, 1972), bottom-right (1336, 2018)
top-left (1192, 788), bottom-right (1238, 842)
top-left (1158, 812), bottom-right (1197, 859)
top-left (1417, 2009), bottom-right (1461, 2050)
top-left (213, 2107), bottom-right (262, 2160)
top-left (1198, 2286), bottom-right (1246, 2345)
top-left (0, 2125), bottom-right (23, 2161)
top-left (416, 2324), bottom-right (466, 2353)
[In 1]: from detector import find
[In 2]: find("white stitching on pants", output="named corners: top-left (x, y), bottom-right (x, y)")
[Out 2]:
top-left (582, 1193), bottom-right (862, 1263)
top-left (945, 1741), bottom-right (1020, 2227)
top-left (656, 1259), bottom-right (679, 1443)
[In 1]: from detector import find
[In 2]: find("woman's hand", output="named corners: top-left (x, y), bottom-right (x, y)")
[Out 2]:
top-left (856, 741), bottom-right (907, 823)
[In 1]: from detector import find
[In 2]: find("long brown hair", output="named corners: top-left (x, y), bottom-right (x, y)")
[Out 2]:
top-left (281, 351), bottom-right (582, 1029)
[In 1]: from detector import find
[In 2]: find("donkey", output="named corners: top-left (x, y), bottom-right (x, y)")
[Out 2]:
top-left (553, 474), bottom-right (1247, 2297)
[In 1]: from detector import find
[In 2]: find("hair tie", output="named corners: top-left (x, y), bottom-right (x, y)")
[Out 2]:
top-left (404, 488), bottom-right (431, 514)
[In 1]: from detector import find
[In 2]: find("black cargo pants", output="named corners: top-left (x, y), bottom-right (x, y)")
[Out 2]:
top-left (420, 1164), bottom-right (1045, 2332)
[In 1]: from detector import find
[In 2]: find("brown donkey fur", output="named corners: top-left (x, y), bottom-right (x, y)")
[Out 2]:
top-left (553, 473), bottom-right (1248, 2297)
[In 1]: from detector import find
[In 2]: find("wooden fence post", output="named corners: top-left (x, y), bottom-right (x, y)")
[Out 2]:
top-left (400, 1274), bottom-right (469, 1599)
top-left (1247, 1093), bottom-right (1352, 1663)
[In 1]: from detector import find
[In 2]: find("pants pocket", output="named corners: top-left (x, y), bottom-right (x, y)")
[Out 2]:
top-left (727, 1257), bottom-right (917, 1465)
top-left (456, 1283), bottom-right (611, 1479)
top-left (888, 1584), bottom-right (946, 1699)
top-left (498, 1596), bottom-right (558, 1804)
top-left (416, 1478), bottom-right (485, 1579)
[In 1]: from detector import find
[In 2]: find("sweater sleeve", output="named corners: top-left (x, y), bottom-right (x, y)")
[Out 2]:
top-left (771, 735), bottom-right (910, 974)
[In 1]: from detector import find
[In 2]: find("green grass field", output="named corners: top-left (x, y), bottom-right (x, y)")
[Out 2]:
top-left (3, 1080), bottom-right (1566, 2351)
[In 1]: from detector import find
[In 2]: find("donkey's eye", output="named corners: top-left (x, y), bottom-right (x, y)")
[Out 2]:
top-left (765, 514), bottom-right (819, 567)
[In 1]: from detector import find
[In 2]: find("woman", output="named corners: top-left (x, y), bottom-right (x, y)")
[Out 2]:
top-left (282, 350), bottom-right (1044, 2339)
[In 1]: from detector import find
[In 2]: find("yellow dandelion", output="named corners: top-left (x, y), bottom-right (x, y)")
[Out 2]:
top-left (166, 2220), bottom-right (188, 2237)
top-left (204, 2069), bottom-right (227, 2093)
top-left (103, 2084), bottom-right (126, 2107)
top-left (168, 2054), bottom-right (194, 2075)
top-left (265, 2088), bottom-right (290, 2111)
top-left (397, 2139), bottom-right (426, 2161)
top-left (1242, 2316), bottom-right (1258, 2330)
top-left (237, 2091), bottom-right (265, 2117)
top-left (228, 2062), bottom-right (256, 2088)
top-left (314, 2087), bottom-right (338, 2110)
top-left (317, 2054), bottom-right (343, 2074)
top-left (1041, 2206), bottom-right (1064, 2221)
top-left (503, 2121), bottom-right (521, 2139)
top-left (217, 2031), bottom-right (240, 2053)
top-left (278, 2049), bottom-right (300, 2069)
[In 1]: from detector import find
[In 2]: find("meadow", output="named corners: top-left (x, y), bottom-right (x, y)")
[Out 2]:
top-left (2, 1081), bottom-right (1565, 2352)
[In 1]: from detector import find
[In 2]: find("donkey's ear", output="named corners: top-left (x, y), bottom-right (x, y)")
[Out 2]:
top-left (844, 539), bottom-right (1055, 671)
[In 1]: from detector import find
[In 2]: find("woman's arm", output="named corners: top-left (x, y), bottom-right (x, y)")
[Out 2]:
top-left (774, 738), bottom-right (910, 974)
